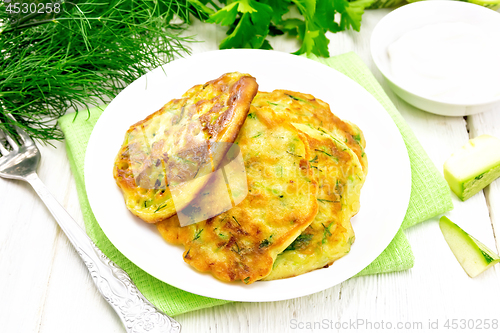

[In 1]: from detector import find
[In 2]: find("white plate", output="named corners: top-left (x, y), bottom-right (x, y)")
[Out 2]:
top-left (371, 1), bottom-right (500, 116)
top-left (85, 49), bottom-right (411, 302)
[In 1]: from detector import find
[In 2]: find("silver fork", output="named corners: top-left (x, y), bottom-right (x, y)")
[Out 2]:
top-left (0, 113), bottom-right (181, 333)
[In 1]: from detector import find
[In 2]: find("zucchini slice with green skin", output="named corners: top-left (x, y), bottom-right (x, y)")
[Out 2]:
top-left (439, 216), bottom-right (500, 278)
top-left (444, 135), bottom-right (500, 201)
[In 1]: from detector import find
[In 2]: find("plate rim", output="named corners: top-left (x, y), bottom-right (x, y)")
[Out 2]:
top-left (84, 49), bottom-right (412, 302)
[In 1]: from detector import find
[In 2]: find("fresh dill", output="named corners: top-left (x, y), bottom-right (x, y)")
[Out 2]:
top-left (315, 149), bottom-right (333, 157)
top-left (285, 233), bottom-right (313, 251)
top-left (309, 155), bottom-right (319, 163)
top-left (286, 150), bottom-right (302, 158)
top-left (154, 203), bottom-right (168, 213)
top-left (259, 238), bottom-right (271, 248)
top-left (321, 222), bottom-right (333, 244)
top-left (317, 198), bottom-right (338, 203)
top-left (0, 0), bottom-right (206, 142)
top-left (232, 215), bottom-right (240, 226)
top-left (193, 228), bottom-right (203, 241)
top-left (231, 241), bottom-right (242, 254)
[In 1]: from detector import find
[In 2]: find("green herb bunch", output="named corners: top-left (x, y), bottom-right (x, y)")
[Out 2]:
top-left (196, 0), bottom-right (374, 57)
top-left (0, 0), bottom-right (204, 142)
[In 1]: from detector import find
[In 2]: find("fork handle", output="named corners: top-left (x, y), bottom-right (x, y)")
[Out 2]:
top-left (26, 173), bottom-right (181, 333)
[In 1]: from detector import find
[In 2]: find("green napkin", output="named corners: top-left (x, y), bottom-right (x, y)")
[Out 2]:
top-left (58, 52), bottom-right (452, 316)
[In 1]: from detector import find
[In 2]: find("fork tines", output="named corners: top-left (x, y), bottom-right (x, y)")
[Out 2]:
top-left (0, 113), bottom-right (33, 156)
top-left (0, 129), bottom-right (10, 156)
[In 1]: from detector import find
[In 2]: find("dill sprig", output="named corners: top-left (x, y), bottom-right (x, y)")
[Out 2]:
top-left (0, 0), bottom-right (205, 142)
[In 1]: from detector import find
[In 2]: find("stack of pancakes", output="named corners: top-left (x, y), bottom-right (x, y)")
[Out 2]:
top-left (114, 72), bottom-right (367, 284)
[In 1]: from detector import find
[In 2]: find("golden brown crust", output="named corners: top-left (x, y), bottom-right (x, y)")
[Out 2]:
top-left (157, 106), bottom-right (318, 284)
top-left (252, 90), bottom-right (367, 174)
top-left (263, 124), bottom-right (365, 281)
top-left (117, 77), bottom-right (368, 284)
top-left (113, 73), bottom-right (258, 223)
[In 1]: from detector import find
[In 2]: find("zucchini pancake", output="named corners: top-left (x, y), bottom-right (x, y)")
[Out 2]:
top-left (250, 92), bottom-right (368, 280)
top-left (157, 106), bottom-right (318, 283)
top-left (252, 90), bottom-right (367, 173)
top-left (264, 123), bottom-right (365, 280)
top-left (113, 72), bottom-right (258, 223)
top-left (114, 73), bottom-right (367, 284)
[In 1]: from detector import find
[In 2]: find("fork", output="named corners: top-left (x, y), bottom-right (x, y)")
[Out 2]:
top-left (0, 113), bottom-right (181, 333)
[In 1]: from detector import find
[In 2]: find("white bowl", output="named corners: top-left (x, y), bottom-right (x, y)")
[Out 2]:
top-left (371, 1), bottom-right (500, 116)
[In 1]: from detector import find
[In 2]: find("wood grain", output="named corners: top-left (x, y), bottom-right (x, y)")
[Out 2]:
top-left (1, 9), bottom-right (499, 333)
top-left (468, 110), bottom-right (500, 253)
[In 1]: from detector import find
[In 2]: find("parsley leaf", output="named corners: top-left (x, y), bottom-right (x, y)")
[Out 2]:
top-left (210, 0), bottom-right (273, 49)
top-left (207, 2), bottom-right (239, 26)
top-left (205, 0), bottom-right (372, 56)
top-left (261, 0), bottom-right (291, 24)
top-left (337, 0), bottom-right (373, 31)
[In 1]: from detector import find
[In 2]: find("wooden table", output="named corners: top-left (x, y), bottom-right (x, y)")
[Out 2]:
top-left (2, 9), bottom-right (500, 333)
